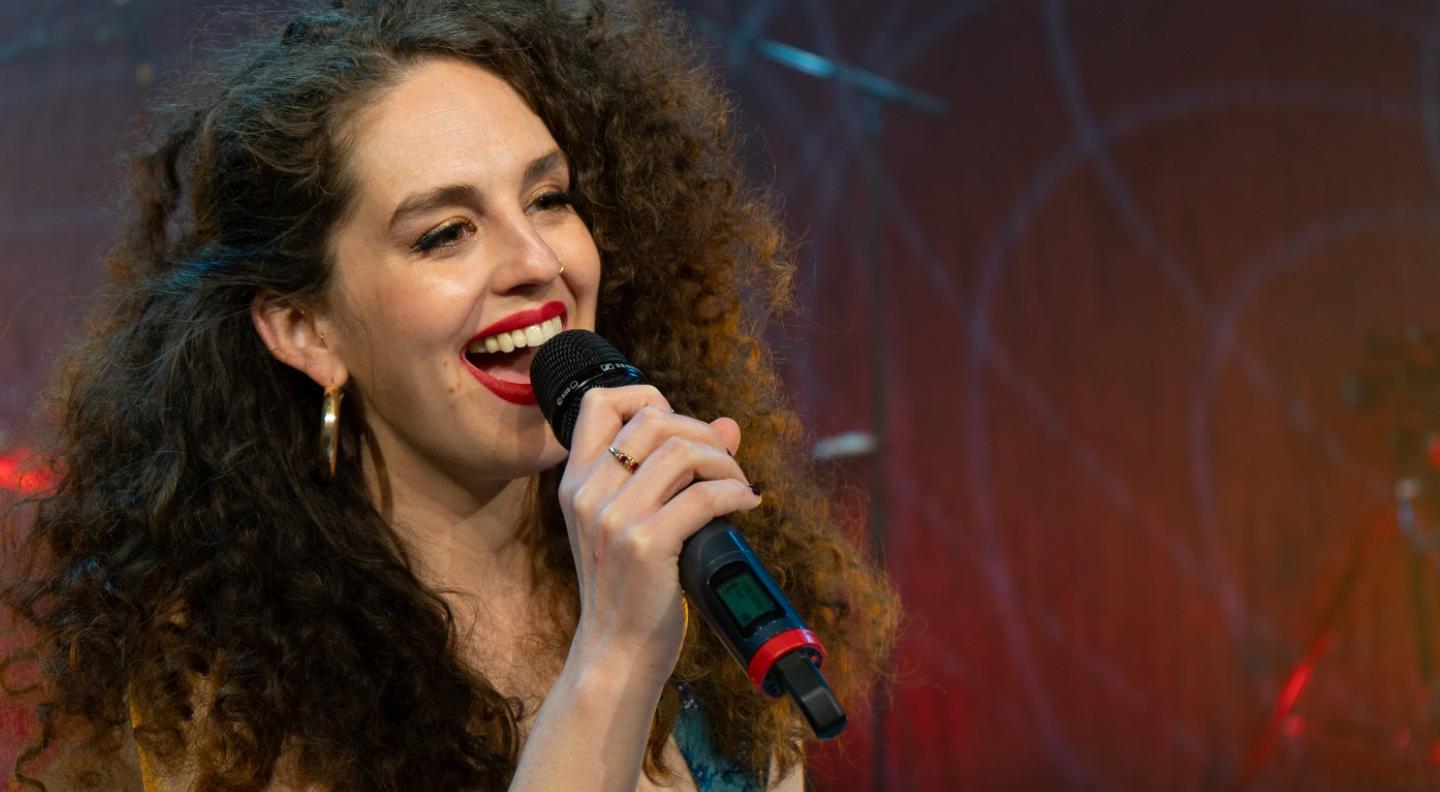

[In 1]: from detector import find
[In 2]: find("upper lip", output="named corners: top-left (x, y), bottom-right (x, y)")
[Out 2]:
top-left (466, 300), bottom-right (567, 347)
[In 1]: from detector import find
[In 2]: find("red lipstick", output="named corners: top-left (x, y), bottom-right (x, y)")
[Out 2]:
top-left (459, 301), bottom-right (567, 406)
top-left (464, 364), bottom-right (538, 405)
top-left (468, 300), bottom-right (566, 346)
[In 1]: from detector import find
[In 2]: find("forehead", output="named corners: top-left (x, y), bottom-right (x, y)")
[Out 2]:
top-left (343, 58), bottom-right (558, 210)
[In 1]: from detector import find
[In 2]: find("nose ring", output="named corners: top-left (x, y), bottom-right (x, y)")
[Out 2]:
top-left (557, 258), bottom-right (565, 276)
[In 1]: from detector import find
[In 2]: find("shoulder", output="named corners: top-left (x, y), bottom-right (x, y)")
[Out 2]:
top-left (769, 761), bottom-right (804, 792)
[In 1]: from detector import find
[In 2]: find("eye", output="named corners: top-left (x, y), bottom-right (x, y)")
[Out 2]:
top-left (531, 190), bottom-right (577, 213)
top-left (410, 218), bottom-right (476, 254)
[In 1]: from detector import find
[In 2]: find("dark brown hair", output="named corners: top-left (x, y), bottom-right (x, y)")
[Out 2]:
top-left (2, 1), bottom-right (899, 789)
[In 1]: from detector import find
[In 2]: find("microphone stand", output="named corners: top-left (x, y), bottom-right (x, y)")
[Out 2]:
top-left (1237, 327), bottom-right (1440, 783)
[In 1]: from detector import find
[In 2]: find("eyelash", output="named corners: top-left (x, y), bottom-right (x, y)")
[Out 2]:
top-left (409, 190), bottom-right (578, 254)
top-left (410, 219), bottom-right (476, 253)
top-left (533, 189), bottom-right (577, 213)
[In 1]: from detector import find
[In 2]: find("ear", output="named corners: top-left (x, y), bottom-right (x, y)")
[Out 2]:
top-left (251, 289), bottom-right (348, 389)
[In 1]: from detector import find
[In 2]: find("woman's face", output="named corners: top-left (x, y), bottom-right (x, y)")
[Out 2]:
top-left (321, 58), bottom-right (600, 497)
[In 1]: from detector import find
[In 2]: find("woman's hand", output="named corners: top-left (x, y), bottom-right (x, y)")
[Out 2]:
top-left (556, 384), bottom-right (763, 684)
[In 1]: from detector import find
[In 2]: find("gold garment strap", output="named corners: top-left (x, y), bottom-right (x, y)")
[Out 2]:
top-left (129, 697), bottom-right (159, 792)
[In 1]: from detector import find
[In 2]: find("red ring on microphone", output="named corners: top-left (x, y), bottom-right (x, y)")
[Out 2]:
top-left (747, 628), bottom-right (827, 695)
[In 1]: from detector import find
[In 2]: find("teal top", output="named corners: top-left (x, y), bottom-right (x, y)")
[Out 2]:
top-left (673, 683), bottom-right (762, 792)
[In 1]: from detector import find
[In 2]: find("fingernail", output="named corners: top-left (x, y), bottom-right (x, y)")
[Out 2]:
top-left (750, 484), bottom-right (763, 496)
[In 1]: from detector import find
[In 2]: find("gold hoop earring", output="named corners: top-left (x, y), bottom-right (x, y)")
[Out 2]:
top-left (320, 384), bottom-right (344, 478)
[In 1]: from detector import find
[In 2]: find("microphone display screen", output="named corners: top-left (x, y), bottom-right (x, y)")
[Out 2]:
top-left (714, 565), bottom-right (783, 637)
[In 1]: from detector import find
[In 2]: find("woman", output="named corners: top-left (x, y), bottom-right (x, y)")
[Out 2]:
top-left (2, 1), bottom-right (898, 789)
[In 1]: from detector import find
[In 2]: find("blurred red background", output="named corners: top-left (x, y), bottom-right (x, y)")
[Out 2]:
top-left (5, 0), bottom-right (1440, 788)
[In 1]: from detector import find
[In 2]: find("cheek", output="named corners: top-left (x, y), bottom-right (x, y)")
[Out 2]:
top-left (334, 279), bottom-right (465, 384)
top-left (365, 269), bottom-right (468, 337)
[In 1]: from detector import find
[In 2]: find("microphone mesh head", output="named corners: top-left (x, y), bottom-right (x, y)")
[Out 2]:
top-left (530, 329), bottom-right (646, 448)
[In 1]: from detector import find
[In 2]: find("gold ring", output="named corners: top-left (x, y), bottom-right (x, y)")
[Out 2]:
top-left (607, 445), bottom-right (641, 473)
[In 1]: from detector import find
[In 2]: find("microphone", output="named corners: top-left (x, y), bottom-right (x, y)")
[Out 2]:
top-left (531, 330), bottom-right (846, 740)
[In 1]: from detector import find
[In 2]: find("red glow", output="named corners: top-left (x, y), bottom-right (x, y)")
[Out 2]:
top-left (1281, 715), bottom-right (1304, 738)
top-left (1429, 743), bottom-right (1440, 765)
top-left (0, 449), bottom-right (55, 495)
top-left (1237, 653), bottom-right (1322, 783)
top-left (1236, 512), bottom-right (1395, 786)
top-left (1276, 657), bottom-right (1318, 715)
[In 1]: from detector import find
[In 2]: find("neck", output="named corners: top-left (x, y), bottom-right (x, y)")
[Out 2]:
top-left (396, 476), bottom-right (537, 591)
top-left (361, 433), bottom-right (539, 596)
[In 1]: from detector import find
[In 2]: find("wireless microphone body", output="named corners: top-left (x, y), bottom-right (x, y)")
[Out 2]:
top-left (531, 329), bottom-right (845, 739)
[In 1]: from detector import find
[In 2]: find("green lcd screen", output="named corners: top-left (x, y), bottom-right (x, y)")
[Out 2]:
top-left (715, 568), bottom-right (781, 636)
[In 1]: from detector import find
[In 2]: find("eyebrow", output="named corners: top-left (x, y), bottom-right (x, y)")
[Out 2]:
top-left (523, 150), bottom-right (568, 191)
top-left (387, 149), bottom-right (570, 230)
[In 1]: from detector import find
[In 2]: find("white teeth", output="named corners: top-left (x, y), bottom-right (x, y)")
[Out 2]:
top-left (466, 316), bottom-right (565, 355)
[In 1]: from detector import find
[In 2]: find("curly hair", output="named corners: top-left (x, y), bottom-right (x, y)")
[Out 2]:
top-left (1, 1), bottom-right (899, 789)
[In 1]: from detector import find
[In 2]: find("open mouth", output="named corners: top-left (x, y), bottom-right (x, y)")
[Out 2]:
top-left (460, 309), bottom-right (565, 405)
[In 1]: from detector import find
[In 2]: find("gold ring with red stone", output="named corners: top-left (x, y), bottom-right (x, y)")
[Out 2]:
top-left (607, 445), bottom-right (641, 473)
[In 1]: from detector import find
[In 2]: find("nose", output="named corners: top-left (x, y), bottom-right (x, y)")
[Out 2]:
top-left (489, 213), bottom-right (563, 294)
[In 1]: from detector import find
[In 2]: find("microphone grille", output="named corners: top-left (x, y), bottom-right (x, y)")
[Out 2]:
top-left (530, 329), bottom-right (646, 448)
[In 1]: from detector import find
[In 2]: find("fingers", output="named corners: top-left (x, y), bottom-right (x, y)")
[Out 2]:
top-left (610, 406), bottom-right (731, 463)
top-left (636, 478), bottom-right (762, 553)
top-left (709, 417), bottom-right (741, 456)
top-left (596, 478), bottom-right (762, 559)
top-left (554, 383), bottom-right (758, 671)
top-left (614, 435), bottom-right (750, 514)
top-left (601, 405), bottom-right (745, 503)
top-left (562, 383), bottom-right (751, 550)
top-left (566, 385), bottom-right (671, 463)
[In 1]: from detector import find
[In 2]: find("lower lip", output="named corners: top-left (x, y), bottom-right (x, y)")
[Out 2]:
top-left (461, 356), bottom-right (537, 405)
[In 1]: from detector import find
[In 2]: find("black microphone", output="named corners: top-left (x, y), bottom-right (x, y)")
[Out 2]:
top-left (531, 329), bottom-right (845, 740)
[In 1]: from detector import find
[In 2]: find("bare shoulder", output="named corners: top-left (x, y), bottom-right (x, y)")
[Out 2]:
top-left (768, 754), bottom-right (805, 792)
